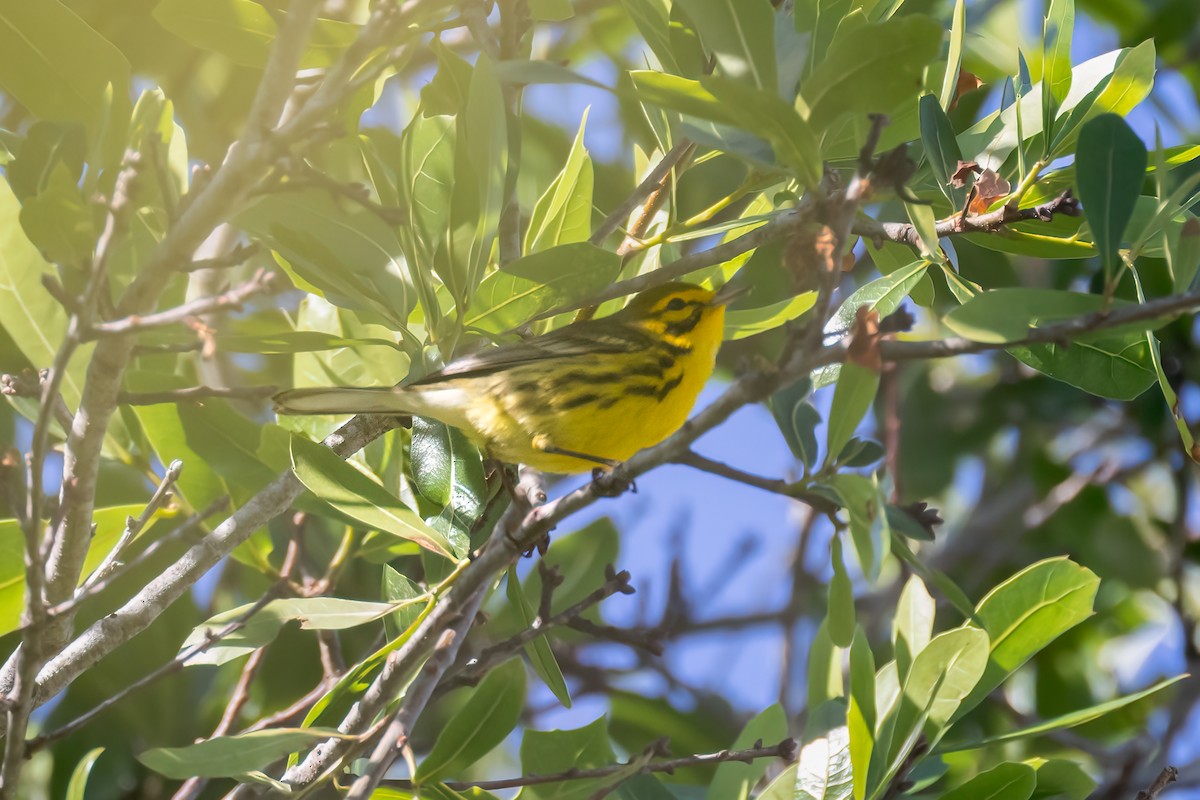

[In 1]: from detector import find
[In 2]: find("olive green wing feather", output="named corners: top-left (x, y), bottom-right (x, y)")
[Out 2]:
top-left (410, 321), bottom-right (652, 386)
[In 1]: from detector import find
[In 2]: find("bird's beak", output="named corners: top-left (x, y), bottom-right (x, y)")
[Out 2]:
top-left (713, 282), bottom-right (750, 306)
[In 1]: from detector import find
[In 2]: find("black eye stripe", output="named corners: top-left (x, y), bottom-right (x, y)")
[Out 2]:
top-left (662, 297), bottom-right (704, 312)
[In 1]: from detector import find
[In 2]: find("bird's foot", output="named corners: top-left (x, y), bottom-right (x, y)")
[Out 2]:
top-left (591, 466), bottom-right (636, 497)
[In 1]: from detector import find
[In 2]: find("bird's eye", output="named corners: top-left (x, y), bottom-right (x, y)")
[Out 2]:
top-left (666, 298), bottom-right (686, 311)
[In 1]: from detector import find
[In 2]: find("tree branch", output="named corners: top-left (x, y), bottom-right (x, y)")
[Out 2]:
top-left (341, 588), bottom-right (488, 799)
top-left (88, 268), bottom-right (278, 337)
top-left (0, 0), bottom-right (327, 744)
top-left (590, 138), bottom-right (695, 246)
top-left (877, 287), bottom-right (1200, 362)
top-left (386, 738), bottom-right (797, 792)
top-left (855, 188), bottom-right (1081, 250)
top-left (26, 571), bottom-right (290, 754)
top-left (442, 564), bottom-right (638, 690)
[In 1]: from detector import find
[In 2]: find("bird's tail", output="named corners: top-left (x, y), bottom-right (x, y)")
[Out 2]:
top-left (273, 386), bottom-right (430, 417)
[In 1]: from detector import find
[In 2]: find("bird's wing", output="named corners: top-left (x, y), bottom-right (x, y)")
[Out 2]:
top-left (410, 321), bottom-right (649, 386)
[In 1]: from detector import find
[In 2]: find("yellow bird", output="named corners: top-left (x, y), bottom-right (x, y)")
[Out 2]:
top-left (273, 282), bottom-right (736, 473)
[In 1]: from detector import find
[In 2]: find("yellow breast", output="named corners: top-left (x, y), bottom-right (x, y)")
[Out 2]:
top-left (452, 304), bottom-right (725, 473)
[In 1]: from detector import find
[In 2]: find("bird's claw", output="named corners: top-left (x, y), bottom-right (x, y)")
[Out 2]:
top-left (591, 467), bottom-right (636, 497)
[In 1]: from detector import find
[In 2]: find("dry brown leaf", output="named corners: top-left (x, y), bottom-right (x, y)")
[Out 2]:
top-left (847, 306), bottom-right (882, 371)
top-left (784, 223), bottom-right (839, 291)
top-left (950, 160), bottom-right (981, 189)
top-left (968, 168), bottom-right (1010, 214)
top-left (949, 70), bottom-right (984, 110)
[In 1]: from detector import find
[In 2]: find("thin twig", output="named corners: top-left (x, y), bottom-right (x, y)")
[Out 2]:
top-left (259, 161), bottom-right (407, 224)
top-left (341, 588), bottom-right (489, 799)
top-left (676, 451), bottom-right (797, 496)
top-left (38, 496), bottom-right (230, 626)
top-left (117, 385), bottom-right (279, 405)
top-left (877, 287), bottom-right (1200, 361)
top-left (443, 564), bottom-right (636, 690)
top-left (178, 242), bottom-right (261, 273)
top-left (88, 268), bottom-right (277, 337)
top-left (1136, 767), bottom-right (1178, 800)
top-left (79, 459), bottom-right (184, 593)
top-left (1, 369), bottom-right (75, 431)
top-left (26, 585), bottom-right (284, 753)
top-left (386, 738), bottom-right (797, 792)
top-left (591, 139), bottom-right (695, 246)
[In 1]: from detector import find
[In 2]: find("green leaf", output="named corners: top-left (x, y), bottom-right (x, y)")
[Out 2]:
top-left (919, 94), bottom-right (966, 209)
top-left (398, 112), bottom-right (455, 313)
top-left (889, 536), bottom-right (975, 619)
top-left (126, 372), bottom-right (234, 514)
top-left (808, 621), bottom-right (843, 713)
top-left (1041, 0), bottom-right (1075, 148)
top-left (421, 40), bottom-right (475, 117)
top-left (942, 674), bottom-right (1185, 753)
top-left (619, 0), bottom-right (679, 74)
top-left (237, 189), bottom-right (416, 329)
top-left (66, 747), bottom-right (105, 800)
top-left (382, 566), bottom-right (424, 641)
top-left (628, 70), bottom-right (728, 122)
top-left (0, 178), bottom-right (88, 410)
top-left (705, 704), bottom-right (788, 800)
top-left (703, 78), bottom-right (823, 186)
top-left (892, 575), bottom-right (934, 683)
top-left (1075, 114), bottom-right (1148, 273)
top-left (416, 658), bottom-right (526, 783)
top-left (960, 42), bottom-right (1155, 169)
top-left (675, 0), bottom-right (776, 92)
top-left (848, 629), bottom-right (876, 800)
top-left (795, 724), bottom-right (853, 800)
top-left (506, 565), bottom-right (571, 708)
top-left (954, 558), bottom-right (1098, 722)
top-left (5, 121), bottom-right (86, 201)
top-left (940, 762), bottom-right (1037, 800)
top-left (799, 16), bottom-right (943, 137)
top-left (180, 597), bottom-right (395, 666)
top-left (1030, 759), bottom-right (1097, 800)
top-left (520, 717), bottom-right (616, 800)
top-left (724, 292), bottom-right (816, 340)
top-left (447, 53), bottom-right (507, 303)
top-left (530, 0), bottom-right (574, 21)
top-left (770, 379), bottom-right (820, 468)
top-left (828, 536), bottom-right (856, 648)
top-left (411, 417), bottom-right (487, 545)
top-left (874, 627), bottom-right (989, 795)
top-left (1007, 335), bottom-right (1156, 401)
top-left (0, 505), bottom-right (163, 636)
top-left (527, 110), bottom-right (594, 253)
top-left (942, 288), bottom-right (1112, 344)
top-left (175, 400), bottom-right (276, 500)
top-left (829, 474), bottom-right (889, 584)
top-left (1131, 267), bottom-right (1195, 456)
top-left (1172, 217), bottom-right (1200, 292)
top-left (938, 0), bottom-right (965, 109)
top-left (17, 162), bottom-right (96, 266)
top-left (290, 434), bottom-right (461, 558)
top-left (825, 363), bottom-right (880, 471)
top-left (905, 201), bottom-right (939, 259)
top-left (138, 728), bottom-right (345, 779)
top-left (812, 261), bottom-right (928, 388)
top-left (152, 0), bottom-right (356, 69)
top-left (467, 243), bottom-right (621, 331)
top-left (0, 0), bottom-right (130, 136)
